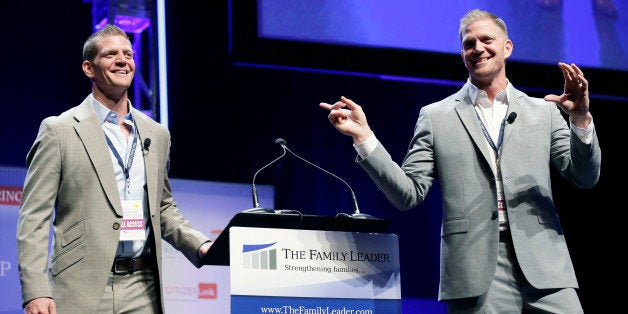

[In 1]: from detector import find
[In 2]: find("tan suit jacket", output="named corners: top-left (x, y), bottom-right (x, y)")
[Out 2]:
top-left (17, 96), bottom-right (209, 313)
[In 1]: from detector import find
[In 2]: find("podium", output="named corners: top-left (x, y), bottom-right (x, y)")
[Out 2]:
top-left (200, 212), bottom-right (402, 313)
top-left (200, 211), bottom-right (392, 266)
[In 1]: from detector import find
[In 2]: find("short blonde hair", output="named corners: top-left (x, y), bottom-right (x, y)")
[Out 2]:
top-left (459, 9), bottom-right (508, 41)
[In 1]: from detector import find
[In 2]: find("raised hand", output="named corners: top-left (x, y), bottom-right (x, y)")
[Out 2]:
top-left (319, 96), bottom-right (373, 144)
top-left (544, 62), bottom-right (592, 128)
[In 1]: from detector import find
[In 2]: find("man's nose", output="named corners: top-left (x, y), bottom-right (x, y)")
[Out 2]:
top-left (472, 42), bottom-right (485, 53)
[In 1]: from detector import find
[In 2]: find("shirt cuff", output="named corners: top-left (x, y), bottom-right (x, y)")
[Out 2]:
top-left (570, 117), bottom-right (594, 144)
top-left (353, 133), bottom-right (378, 159)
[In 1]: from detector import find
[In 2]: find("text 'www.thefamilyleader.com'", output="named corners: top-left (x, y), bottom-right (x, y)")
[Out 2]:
top-left (258, 305), bottom-right (373, 314)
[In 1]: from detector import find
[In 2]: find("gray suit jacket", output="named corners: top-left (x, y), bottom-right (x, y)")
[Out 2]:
top-left (16, 96), bottom-right (210, 313)
top-left (358, 83), bottom-right (601, 301)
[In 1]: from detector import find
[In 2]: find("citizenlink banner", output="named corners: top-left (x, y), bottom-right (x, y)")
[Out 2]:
top-left (0, 166), bottom-right (273, 313)
top-left (0, 166), bottom-right (25, 314)
top-left (230, 227), bottom-right (401, 313)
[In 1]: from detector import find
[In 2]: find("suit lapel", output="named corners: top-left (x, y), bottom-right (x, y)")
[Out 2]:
top-left (132, 109), bottom-right (159, 217)
top-left (502, 88), bottom-right (524, 145)
top-left (73, 100), bottom-right (123, 216)
top-left (454, 86), bottom-right (494, 169)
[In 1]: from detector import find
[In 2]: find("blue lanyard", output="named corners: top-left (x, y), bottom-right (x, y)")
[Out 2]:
top-left (474, 109), bottom-right (509, 179)
top-left (474, 109), bottom-right (507, 158)
top-left (105, 133), bottom-right (138, 193)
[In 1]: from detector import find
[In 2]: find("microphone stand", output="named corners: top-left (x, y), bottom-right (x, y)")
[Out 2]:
top-left (245, 143), bottom-right (287, 214)
top-left (277, 139), bottom-right (377, 219)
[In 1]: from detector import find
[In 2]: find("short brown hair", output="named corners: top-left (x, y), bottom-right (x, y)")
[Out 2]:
top-left (82, 24), bottom-right (130, 62)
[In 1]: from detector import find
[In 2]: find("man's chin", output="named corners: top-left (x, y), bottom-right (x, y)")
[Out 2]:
top-left (112, 81), bottom-right (133, 89)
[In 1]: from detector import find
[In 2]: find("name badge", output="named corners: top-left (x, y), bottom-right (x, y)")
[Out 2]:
top-left (120, 199), bottom-right (146, 241)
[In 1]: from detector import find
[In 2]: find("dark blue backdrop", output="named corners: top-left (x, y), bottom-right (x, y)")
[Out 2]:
top-left (0, 1), bottom-right (625, 311)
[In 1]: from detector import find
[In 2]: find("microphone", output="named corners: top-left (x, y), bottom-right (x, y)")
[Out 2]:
top-left (140, 137), bottom-right (150, 156)
top-left (506, 112), bottom-right (517, 124)
top-left (245, 139), bottom-right (287, 213)
top-left (276, 138), bottom-right (375, 219)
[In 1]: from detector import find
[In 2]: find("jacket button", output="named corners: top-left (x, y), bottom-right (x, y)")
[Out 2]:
top-left (113, 222), bottom-right (120, 230)
top-left (491, 211), bottom-right (498, 220)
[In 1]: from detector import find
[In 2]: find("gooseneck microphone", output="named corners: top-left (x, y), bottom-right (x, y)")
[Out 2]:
top-left (276, 138), bottom-right (375, 219)
top-left (245, 140), bottom-right (287, 213)
top-left (506, 112), bottom-right (517, 124)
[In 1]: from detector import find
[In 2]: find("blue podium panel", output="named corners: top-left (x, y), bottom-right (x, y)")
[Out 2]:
top-left (230, 227), bottom-right (401, 313)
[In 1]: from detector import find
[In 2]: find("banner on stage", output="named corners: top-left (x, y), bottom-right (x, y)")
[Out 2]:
top-left (230, 227), bottom-right (401, 313)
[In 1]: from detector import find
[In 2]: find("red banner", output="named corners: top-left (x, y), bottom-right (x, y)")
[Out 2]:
top-left (0, 186), bottom-right (22, 206)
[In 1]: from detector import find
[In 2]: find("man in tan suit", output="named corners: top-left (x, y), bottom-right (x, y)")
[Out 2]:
top-left (17, 24), bottom-right (212, 313)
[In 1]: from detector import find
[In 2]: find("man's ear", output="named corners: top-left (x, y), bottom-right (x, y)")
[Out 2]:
top-left (504, 39), bottom-right (513, 59)
top-left (82, 60), bottom-right (94, 78)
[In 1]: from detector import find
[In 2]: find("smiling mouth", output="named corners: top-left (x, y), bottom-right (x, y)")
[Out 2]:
top-left (473, 57), bottom-right (491, 65)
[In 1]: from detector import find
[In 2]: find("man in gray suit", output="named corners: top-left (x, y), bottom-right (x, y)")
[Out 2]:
top-left (320, 9), bottom-right (600, 313)
top-left (17, 24), bottom-right (212, 313)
